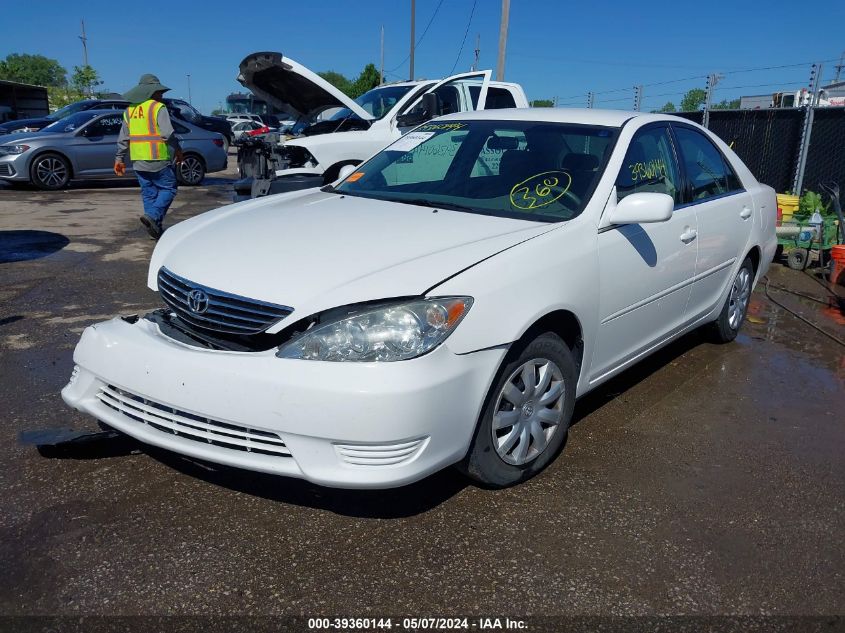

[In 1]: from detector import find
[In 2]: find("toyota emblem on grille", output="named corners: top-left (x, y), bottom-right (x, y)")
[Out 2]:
top-left (187, 289), bottom-right (210, 314)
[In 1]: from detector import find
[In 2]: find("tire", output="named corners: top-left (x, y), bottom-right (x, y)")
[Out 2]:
top-left (30, 153), bottom-right (71, 190)
top-left (787, 248), bottom-right (808, 270)
top-left (460, 332), bottom-right (577, 488)
top-left (177, 154), bottom-right (205, 186)
top-left (707, 257), bottom-right (754, 344)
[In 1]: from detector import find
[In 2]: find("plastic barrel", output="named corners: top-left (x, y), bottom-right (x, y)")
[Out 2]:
top-left (832, 245), bottom-right (845, 286)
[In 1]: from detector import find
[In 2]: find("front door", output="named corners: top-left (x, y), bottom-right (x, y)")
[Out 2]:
top-left (591, 124), bottom-right (697, 383)
top-left (396, 70), bottom-right (492, 135)
top-left (71, 114), bottom-right (124, 177)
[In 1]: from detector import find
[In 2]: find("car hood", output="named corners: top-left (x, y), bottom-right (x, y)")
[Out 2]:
top-left (237, 52), bottom-right (372, 123)
top-left (149, 190), bottom-right (557, 332)
top-left (0, 117), bottom-right (51, 133)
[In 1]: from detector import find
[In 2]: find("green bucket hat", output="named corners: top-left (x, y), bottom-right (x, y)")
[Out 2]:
top-left (123, 73), bottom-right (171, 103)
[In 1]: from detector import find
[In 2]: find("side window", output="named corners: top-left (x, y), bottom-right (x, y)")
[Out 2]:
top-left (485, 87), bottom-right (517, 110)
top-left (85, 115), bottom-right (123, 137)
top-left (673, 126), bottom-right (742, 201)
top-left (381, 130), bottom-right (463, 186)
top-left (616, 126), bottom-right (681, 203)
top-left (471, 130), bottom-right (527, 177)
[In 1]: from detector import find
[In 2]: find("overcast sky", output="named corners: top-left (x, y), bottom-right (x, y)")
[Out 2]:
top-left (2, 0), bottom-right (843, 113)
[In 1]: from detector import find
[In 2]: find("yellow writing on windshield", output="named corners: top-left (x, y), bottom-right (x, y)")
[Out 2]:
top-left (417, 122), bottom-right (466, 131)
top-left (510, 171), bottom-right (572, 210)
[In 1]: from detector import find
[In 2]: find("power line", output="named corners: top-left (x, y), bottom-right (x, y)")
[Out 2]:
top-left (450, 0), bottom-right (477, 75)
top-left (387, 0), bottom-right (446, 73)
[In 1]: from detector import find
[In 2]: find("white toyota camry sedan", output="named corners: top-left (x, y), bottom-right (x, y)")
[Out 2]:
top-left (62, 109), bottom-right (777, 488)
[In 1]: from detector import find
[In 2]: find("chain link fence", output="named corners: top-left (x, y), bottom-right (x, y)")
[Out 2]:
top-left (675, 106), bottom-right (845, 193)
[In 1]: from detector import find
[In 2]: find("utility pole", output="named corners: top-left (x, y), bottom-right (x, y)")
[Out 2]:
top-left (702, 72), bottom-right (722, 128)
top-left (553, 95), bottom-right (558, 108)
top-left (409, 0), bottom-right (416, 81)
top-left (380, 25), bottom-right (385, 84)
top-left (587, 92), bottom-right (594, 108)
top-left (79, 19), bottom-right (89, 67)
top-left (633, 85), bottom-right (643, 111)
top-left (496, 0), bottom-right (510, 81)
top-left (471, 34), bottom-right (480, 72)
top-left (187, 74), bottom-right (192, 105)
top-left (835, 50), bottom-right (844, 82)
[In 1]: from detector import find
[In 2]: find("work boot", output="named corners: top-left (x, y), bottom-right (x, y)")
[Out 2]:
top-left (139, 215), bottom-right (162, 240)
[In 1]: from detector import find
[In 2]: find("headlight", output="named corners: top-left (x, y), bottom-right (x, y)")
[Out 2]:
top-left (276, 297), bottom-right (473, 362)
top-left (0, 144), bottom-right (30, 156)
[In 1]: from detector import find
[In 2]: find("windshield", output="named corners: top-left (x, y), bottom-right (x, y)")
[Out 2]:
top-left (46, 101), bottom-right (94, 121)
top-left (169, 100), bottom-right (201, 123)
top-left (336, 120), bottom-right (618, 222)
top-left (41, 111), bottom-right (102, 133)
top-left (329, 85), bottom-right (415, 121)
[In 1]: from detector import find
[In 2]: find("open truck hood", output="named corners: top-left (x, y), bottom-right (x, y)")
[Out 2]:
top-left (237, 52), bottom-right (373, 123)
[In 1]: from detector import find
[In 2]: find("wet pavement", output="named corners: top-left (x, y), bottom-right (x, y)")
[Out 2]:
top-left (0, 168), bottom-right (843, 620)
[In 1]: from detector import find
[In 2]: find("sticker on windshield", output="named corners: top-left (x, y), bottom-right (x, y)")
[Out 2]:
top-left (388, 131), bottom-right (436, 153)
top-left (346, 171), bottom-right (365, 182)
top-left (509, 171), bottom-right (572, 210)
top-left (417, 122), bottom-right (466, 132)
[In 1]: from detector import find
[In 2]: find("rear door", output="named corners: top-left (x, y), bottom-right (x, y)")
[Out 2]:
top-left (670, 124), bottom-right (753, 321)
top-left (591, 123), bottom-right (697, 382)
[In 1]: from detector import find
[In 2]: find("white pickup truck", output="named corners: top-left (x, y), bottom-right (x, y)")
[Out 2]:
top-left (235, 52), bottom-right (530, 198)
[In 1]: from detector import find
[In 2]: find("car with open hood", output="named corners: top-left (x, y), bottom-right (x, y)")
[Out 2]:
top-left (234, 51), bottom-right (529, 198)
top-left (62, 108), bottom-right (777, 489)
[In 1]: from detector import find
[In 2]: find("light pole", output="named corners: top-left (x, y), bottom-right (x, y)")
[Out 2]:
top-left (187, 74), bottom-right (192, 105)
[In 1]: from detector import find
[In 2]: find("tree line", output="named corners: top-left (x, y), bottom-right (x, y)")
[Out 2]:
top-left (0, 53), bottom-right (104, 110)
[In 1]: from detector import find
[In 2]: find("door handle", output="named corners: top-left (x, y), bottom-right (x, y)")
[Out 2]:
top-left (740, 206), bottom-right (753, 220)
top-left (680, 228), bottom-right (697, 243)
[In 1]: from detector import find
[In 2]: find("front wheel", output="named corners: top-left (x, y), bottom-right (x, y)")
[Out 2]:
top-left (459, 332), bottom-right (576, 488)
top-left (708, 257), bottom-right (754, 343)
top-left (176, 154), bottom-right (205, 186)
top-left (30, 153), bottom-right (71, 190)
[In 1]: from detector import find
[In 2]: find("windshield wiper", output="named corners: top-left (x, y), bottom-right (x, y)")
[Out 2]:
top-left (393, 198), bottom-right (482, 213)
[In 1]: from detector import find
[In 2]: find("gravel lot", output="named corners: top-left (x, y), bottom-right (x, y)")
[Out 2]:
top-left (1, 164), bottom-right (843, 624)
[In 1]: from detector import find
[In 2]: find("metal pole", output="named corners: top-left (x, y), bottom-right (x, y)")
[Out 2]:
top-left (79, 19), bottom-right (89, 67)
top-left (187, 74), bottom-right (192, 105)
top-left (793, 63), bottom-right (823, 195)
top-left (587, 92), bottom-right (594, 108)
top-left (471, 34), bottom-right (480, 72)
top-left (634, 85), bottom-right (642, 111)
top-left (409, 0), bottom-right (415, 81)
top-left (496, 0), bottom-right (510, 81)
top-left (380, 25), bottom-right (385, 84)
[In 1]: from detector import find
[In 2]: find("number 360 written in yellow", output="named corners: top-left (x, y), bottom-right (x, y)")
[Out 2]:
top-left (510, 171), bottom-right (572, 210)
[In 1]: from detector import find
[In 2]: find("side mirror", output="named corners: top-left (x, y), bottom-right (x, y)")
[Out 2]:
top-left (396, 92), bottom-right (440, 128)
top-left (337, 164), bottom-right (357, 181)
top-left (605, 192), bottom-right (674, 226)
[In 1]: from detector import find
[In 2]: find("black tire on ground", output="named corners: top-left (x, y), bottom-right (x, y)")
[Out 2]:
top-left (30, 152), bottom-right (71, 190)
top-left (708, 256), bottom-right (754, 344)
top-left (459, 332), bottom-right (577, 488)
top-left (176, 154), bottom-right (206, 186)
top-left (787, 248), bottom-right (808, 270)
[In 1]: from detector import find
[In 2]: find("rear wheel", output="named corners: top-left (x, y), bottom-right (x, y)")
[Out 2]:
top-left (30, 153), bottom-right (71, 190)
top-left (177, 154), bottom-right (205, 186)
top-left (708, 257), bottom-right (754, 343)
top-left (460, 332), bottom-right (576, 488)
top-left (787, 248), bottom-right (808, 270)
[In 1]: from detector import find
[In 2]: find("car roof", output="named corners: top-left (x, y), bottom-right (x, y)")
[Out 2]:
top-left (436, 107), bottom-right (686, 128)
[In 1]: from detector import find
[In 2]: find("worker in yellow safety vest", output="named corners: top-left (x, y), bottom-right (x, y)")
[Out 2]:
top-left (114, 74), bottom-right (184, 240)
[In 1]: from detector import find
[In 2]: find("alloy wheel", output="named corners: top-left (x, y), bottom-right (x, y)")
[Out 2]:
top-left (728, 267), bottom-right (751, 330)
top-left (491, 358), bottom-right (566, 466)
top-left (35, 157), bottom-right (68, 188)
top-left (179, 156), bottom-right (204, 185)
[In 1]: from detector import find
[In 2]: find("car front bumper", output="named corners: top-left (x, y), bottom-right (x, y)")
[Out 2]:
top-left (0, 154), bottom-right (30, 181)
top-left (62, 317), bottom-right (505, 488)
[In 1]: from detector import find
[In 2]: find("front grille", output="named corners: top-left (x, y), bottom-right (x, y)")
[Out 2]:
top-left (157, 267), bottom-right (292, 335)
top-left (0, 164), bottom-right (15, 177)
top-left (97, 384), bottom-right (291, 457)
top-left (334, 438), bottom-right (427, 466)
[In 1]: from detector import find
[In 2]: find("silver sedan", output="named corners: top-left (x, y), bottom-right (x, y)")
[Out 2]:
top-left (0, 109), bottom-right (227, 190)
